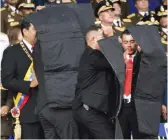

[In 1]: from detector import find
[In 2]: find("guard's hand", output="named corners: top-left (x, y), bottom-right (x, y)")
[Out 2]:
top-left (36, 5), bottom-right (46, 11)
top-left (123, 50), bottom-right (129, 64)
top-left (161, 105), bottom-right (167, 120)
top-left (30, 76), bottom-right (39, 88)
top-left (0, 105), bottom-right (9, 117)
top-left (102, 26), bottom-right (114, 37)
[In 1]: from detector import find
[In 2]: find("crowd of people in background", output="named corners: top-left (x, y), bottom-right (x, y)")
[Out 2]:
top-left (0, 0), bottom-right (167, 139)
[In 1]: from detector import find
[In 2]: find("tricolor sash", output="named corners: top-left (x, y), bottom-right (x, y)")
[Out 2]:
top-left (11, 41), bottom-right (34, 118)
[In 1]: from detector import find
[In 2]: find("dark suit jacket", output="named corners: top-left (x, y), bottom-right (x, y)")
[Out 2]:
top-left (1, 43), bottom-right (38, 123)
top-left (73, 47), bottom-right (117, 114)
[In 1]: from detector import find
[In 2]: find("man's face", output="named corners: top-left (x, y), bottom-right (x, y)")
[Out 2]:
top-left (135, 0), bottom-right (149, 12)
top-left (24, 24), bottom-right (37, 45)
top-left (113, 3), bottom-right (121, 16)
top-left (6, 0), bottom-right (18, 6)
top-left (160, 16), bottom-right (168, 28)
top-left (20, 8), bottom-right (34, 15)
top-left (162, 0), bottom-right (167, 5)
top-left (121, 34), bottom-right (137, 55)
top-left (99, 9), bottom-right (115, 24)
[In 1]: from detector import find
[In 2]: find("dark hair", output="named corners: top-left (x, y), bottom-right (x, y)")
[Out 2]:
top-left (8, 25), bottom-right (21, 45)
top-left (20, 20), bottom-right (31, 36)
top-left (121, 29), bottom-right (131, 39)
top-left (85, 25), bottom-right (101, 37)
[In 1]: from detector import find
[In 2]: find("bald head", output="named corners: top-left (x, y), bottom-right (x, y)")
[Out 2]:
top-left (85, 25), bottom-right (104, 49)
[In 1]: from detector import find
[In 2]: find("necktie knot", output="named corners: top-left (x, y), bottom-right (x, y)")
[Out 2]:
top-left (117, 21), bottom-right (120, 27)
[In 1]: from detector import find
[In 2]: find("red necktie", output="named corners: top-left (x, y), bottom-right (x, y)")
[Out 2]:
top-left (124, 55), bottom-right (133, 96)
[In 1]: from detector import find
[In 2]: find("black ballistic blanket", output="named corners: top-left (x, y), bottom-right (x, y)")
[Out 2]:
top-left (98, 25), bottom-right (167, 137)
top-left (24, 3), bottom-right (95, 110)
top-left (128, 25), bottom-right (167, 136)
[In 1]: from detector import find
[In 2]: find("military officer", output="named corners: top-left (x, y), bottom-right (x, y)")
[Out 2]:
top-left (94, 0), bottom-right (116, 37)
top-left (16, 0), bottom-right (35, 16)
top-left (111, 0), bottom-right (132, 35)
top-left (1, 0), bottom-right (22, 34)
top-left (127, 0), bottom-right (155, 25)
top-left (156, 5), bottom-right (168, 52)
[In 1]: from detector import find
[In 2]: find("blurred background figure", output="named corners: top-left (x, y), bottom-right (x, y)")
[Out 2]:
top-left (0, 0), bottom-right (21, 34)
top-left (8, 25), bottom-right (23, 45)
top-left (0, 32), bottom-right (13, 140)
top-left (16, 0), bottom-right (35, 16)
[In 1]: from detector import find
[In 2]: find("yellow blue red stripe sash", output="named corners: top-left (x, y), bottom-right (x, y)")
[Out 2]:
top-left (13, 62), bottom-right (34, 111)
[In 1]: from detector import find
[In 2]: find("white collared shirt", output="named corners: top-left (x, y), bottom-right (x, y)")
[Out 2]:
top-left (139, 11), bottom-right (149, 16)
top-left (113, 18), bottom-right (121, 27)
top-left (162, 28), bottom-right (168, 35)
top-left (126, 51), bottom-right (137, 61)
top-left (8, 5), bottom-right (16, 12)
top-left (23, 39), bottom-right (33, 53)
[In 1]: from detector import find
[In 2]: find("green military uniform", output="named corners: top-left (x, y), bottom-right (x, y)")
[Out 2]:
top-left (0, 4), bottom-right (22, 34)
top-left (156, 5), bottom-right (168, 52)
top-left (127, 11), bottom-right (155, 25)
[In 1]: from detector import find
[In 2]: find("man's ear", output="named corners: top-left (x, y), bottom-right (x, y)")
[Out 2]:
top-left (118, 36), bottom-right (122, 43)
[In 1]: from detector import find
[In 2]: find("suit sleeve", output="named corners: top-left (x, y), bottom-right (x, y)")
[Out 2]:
top-left (1, 47), bottom-right (31, 94)
top-left (6, 91), bottom-right (13, 109)
top-left (90, 51), bottom-right (112, 69)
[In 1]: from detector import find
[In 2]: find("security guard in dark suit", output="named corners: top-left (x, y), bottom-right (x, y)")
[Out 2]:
top-left (1, 0), bottom-right (22, 34)
top-left (127, 0), bottom-right (155, 25)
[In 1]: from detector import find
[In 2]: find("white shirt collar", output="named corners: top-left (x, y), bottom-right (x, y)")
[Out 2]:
top-left (8, 5), bottom-right (16, 12)
top-left (139, 11), bottom-right (149, 16)
top-left (23, 39), bottom-right (33, 53)
top-left (126, 51), bottom-right (137, 61)
top-left (162, 28), bottom-right (168, 35)
top-left (113, 18), bottom-right (121, 27)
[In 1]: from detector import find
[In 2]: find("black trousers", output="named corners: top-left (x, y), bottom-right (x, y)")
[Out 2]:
top-left (21, 122), bottom-right (44, 139)
top-left (39, 105), bottom-right (79, 139)
top-left (119, 103), bottom-right (156, 139)
top-left (73, 105), bottom-right (115, 139)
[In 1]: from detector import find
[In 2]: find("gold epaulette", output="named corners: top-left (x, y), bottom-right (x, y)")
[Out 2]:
top-left (161, 38), bottom-right (168, 45)
top-left (151, 11), bottom-right (155, 14)
top-left (120, 0), bottom-right (127, 2)
top-left (95, 18), bottom-right (101, 25)
top-left (10, 22), bottom-right (19, 27)
top-left (122, 18), bottom-right (132, 23)
top-left (127, 13), bottom-right (135, 18)
top-left (114, 26), bottom-right (126, 32)
top-left (0, 7), bottom-right (6, 12)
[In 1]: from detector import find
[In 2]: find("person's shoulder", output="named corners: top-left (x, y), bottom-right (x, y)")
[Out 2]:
top-left (127, 13), bottom-right (136, 19)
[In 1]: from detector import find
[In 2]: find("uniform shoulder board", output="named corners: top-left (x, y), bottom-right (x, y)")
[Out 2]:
top-left (127, 13), bottom-right (135, 18)
top-left (10, 21), bottom-right (19, 27)
top-left (95, 18), bottom-right (101, 25)
top-left (0, 7), bottom-right (6, 12)
top-left (114, 26), bottom-right (126, 32)
top-left (151, 11), bottom-right (155, 14)
top-left (123, 18), bottom-right (132, 23)
top-left (120, 0), bottom-right (127, 2)
top-left (161, 38), bottom-right (168, 45)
